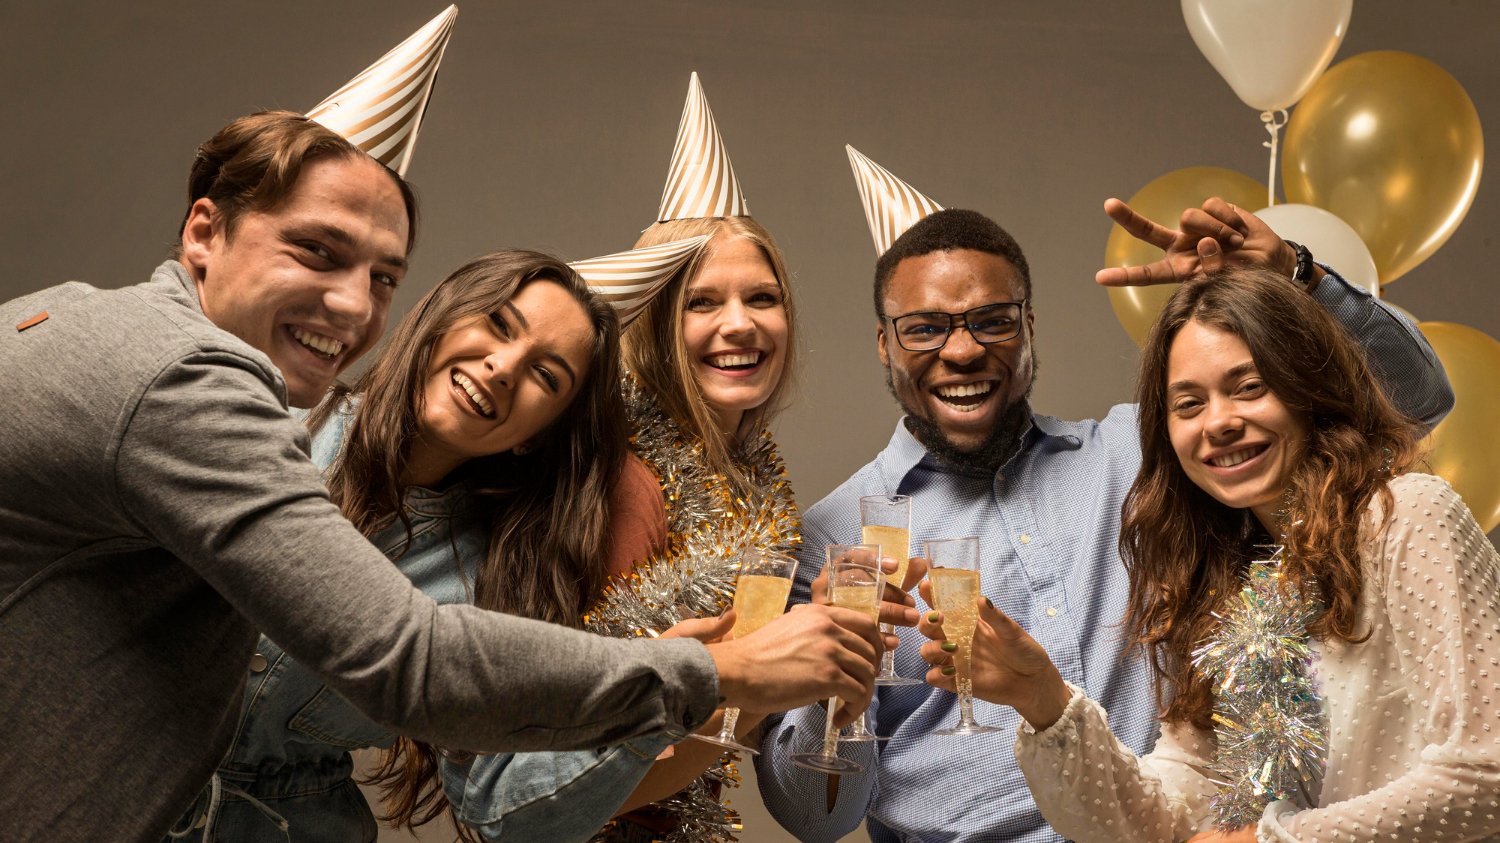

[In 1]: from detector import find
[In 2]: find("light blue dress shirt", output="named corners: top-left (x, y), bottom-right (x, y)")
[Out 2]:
top-left (754, 272), bottom-right (1453, 843)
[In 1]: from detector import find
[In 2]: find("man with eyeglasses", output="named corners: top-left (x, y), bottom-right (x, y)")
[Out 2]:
top-left (757, 202), bottom-right (1455, 842)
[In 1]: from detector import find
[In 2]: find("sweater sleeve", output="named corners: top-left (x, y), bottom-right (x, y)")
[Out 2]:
top-left (1261, 475), bottom-right (1500, 842)
top-left (115, 352), bottom-right (720, 753)
top-left (1014, 684), bottom-right (1218, 843)
top-left (606, 455), bottom-right (668, 577)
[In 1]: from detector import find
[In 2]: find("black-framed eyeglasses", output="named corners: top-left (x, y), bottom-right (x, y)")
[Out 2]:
top-left (885, 301), bottom-right (1028, 352)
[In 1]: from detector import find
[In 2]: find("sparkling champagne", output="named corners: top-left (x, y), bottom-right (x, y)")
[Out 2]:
top-left (831, 584), bottom-right (881, 622)
top-left (861, 523), bottom-right (911, 591)
top-left (929, 568), bottom-right (980, 643)
top-left (732, 574), bottom-right (794, 637)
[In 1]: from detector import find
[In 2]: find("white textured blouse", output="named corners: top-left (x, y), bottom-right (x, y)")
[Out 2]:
top-left (1015, 473), bottom-right (1500, 842)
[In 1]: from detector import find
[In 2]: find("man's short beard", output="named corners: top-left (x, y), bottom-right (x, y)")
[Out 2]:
top-left (886, 368), bottom-right (1036, 478)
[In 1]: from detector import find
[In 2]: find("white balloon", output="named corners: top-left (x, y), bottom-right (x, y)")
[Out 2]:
top-left (1183, 0), bottom-right (1352, 111)
top-left (1254, 203), bottom-right (1379, 295)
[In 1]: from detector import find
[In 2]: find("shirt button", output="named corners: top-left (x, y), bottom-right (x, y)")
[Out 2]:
top-left (1019, 534), bottom-right (1032, 545)
top-left (249, 653), bottom-right (269, 673)
top-left (1045, 607), bottom-right (1059, 617)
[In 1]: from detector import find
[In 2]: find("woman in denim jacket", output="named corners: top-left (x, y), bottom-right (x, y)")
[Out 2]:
top-left (177, 250), bottom-right (707, 842)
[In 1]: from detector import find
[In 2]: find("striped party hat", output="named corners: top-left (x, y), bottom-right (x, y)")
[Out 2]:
top-left (571, 235), bottom-right (713, 326)
top-left (307, 5), bottom-right (458, 177)
top-left (846, 145), bottom-right (944, 256)
top-left (657, 73), bottom-right (749, 222)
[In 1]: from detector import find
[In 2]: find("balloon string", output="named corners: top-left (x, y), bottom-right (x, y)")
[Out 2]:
top-left (1261, 109), bottom-right (1289, 208)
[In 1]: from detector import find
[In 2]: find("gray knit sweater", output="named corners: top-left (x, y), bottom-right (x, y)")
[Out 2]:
top-left (0, 262), bottom-right (717, 842)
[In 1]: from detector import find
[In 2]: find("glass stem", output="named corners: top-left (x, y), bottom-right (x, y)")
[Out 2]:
top-left (821, 696), bottom-right (841, 758)
top-left (879, 622), bottom-right (897, 675)
top-left (848, 710), bottom-right (869, 738)
top-left (956, 645), bottom-right (976, 724)
top-left (719, 707), bottom-right (741, 740)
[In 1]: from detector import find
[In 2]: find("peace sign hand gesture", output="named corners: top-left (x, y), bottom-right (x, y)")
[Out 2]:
top-left (1095, 196), bottom-right (1309, 287)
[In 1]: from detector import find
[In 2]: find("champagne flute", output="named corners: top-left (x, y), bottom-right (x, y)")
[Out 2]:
top-left (832, 553), bottom-right (889, 744)
top-left (691, 550), bottom-right (799, 755)
top-left (790, 544), bottom-right (881, 773)
top-left (927, 537), bottom-right (1003, 736)
top-left (860, 494), bottom-right (921, 686)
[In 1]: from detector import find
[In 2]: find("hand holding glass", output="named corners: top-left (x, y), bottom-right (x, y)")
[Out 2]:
top-left (860, 494), bottom-right (921, 686)
top-left (790, 545), bottom-right (882, 773)
top-left (927, 537), bottom-right (1002, 736)
top-left (691, 550), bottom-right (798, 755)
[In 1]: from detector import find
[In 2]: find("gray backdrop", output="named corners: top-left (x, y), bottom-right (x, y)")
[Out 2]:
top-left (4, 2), bottom-right (1496, 841)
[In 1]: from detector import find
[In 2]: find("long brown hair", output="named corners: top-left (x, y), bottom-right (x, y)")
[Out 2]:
top-left (309, 251), bottom-right (628, 836)
top-left (1120, 267), bottom-right (1422, 728)
top-left (625, 217), bottom-right (797, 491)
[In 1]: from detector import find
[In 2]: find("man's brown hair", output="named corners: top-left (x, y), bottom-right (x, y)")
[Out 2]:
top-left (177, 110), bottom-right (419, 253)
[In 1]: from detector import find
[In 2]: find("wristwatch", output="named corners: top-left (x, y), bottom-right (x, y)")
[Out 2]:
top-left (1283, 240), bottom-right (1316, 291)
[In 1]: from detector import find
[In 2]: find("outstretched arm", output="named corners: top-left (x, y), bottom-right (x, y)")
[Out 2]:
top-left (438, 617), bottom-right (731, 843)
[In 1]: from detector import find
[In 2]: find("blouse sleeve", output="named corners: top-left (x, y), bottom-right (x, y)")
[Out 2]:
top-left (1015, 683), bottom-right (1219, 842)
top-left (606, 455), bottom-right (668, 577)
top-left (1262, 474), bottom-right (1500, 842)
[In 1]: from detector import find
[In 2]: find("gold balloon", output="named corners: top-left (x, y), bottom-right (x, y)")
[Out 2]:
top-left (1284, 51), bottom-right (1484, 285)
top-left (1104, 166), bottom-right (1265, 345)
top-left (1417, 322), bottom-right (1500, 533)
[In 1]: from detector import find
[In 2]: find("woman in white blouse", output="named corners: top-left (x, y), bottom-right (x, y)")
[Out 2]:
top-left (917, 267), bottom-right (1500, 842)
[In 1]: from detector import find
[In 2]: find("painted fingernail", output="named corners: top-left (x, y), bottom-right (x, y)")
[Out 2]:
top-left (941, 666), bottom-right (955, 676)
top-left (928, 611), bottom-right (940, 623)
top-left (984, 597), bottom-right (994, 608)
top-left (941, 641), bottom-right (957, 652)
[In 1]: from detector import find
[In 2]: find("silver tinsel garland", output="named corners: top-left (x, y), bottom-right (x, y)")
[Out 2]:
top-left (1193, 547), bottom-right (1327, 830)
top-left (584, 377), bottom-right (800, 843)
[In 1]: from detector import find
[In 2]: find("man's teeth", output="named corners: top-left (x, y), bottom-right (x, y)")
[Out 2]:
top-left (452, 371), bottom-right (494, 416)
top-left (936, 382), bottom-right (993, 398)
top-left (1210, 447), bottom-right (1262, 468)
top-left (291, 327), bottom-right (344, 358)
top-left (710, 352), bottom-right (761, 368)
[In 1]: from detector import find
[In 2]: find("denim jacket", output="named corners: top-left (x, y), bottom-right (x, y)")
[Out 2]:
top-left (193, 405), bottom-right (488, 842)
top-left (202, 404), bottom-right (669, 842)
top-left (438, 731), bottom-right (672, 842)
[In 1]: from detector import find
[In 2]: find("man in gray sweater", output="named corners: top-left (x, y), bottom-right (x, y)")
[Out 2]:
top-left (0, 111), bottom-right (881, 842)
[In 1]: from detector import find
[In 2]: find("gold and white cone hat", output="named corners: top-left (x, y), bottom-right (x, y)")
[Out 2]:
top-left (307, 5), bottom-right (458, 177)
top-left (571, 235), bottom-right (713, 326)
top-left (846, 145), bottom-right (944, 256)
top-left (657, 73), bottom-right (749, 222)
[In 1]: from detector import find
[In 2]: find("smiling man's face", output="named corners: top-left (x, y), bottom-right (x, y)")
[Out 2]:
top-left (182, 154), bottom-right (410, 407)
top-left (878, 248), bottom-right (1036, 472)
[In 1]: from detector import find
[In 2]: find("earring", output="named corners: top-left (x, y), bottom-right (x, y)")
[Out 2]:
top-left (512, 443), bottom-right (530, 456)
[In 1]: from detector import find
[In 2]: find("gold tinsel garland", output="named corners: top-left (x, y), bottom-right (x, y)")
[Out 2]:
top-left (584, 377), bottom-right (800, 843)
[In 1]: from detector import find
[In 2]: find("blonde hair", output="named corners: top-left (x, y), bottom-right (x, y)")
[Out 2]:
top-left (625, 217), bottom-right (797, 490)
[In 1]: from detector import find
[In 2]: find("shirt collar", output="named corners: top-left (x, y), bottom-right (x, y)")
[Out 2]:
top-left (876, 404), bottom-right (1084, 490)
top-left (150, 260), bottom-right (207, 317)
